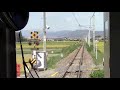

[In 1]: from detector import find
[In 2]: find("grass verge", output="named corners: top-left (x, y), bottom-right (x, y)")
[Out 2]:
top-left (85, 43), bottom-right (103, 65)
top-left (90, 70), bottom-right (104, 78)
top-left (47, 42), bottom-right (81, 69)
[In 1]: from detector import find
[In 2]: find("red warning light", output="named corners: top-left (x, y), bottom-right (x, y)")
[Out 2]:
top-left (36, 41), bottom-right (39, 46)
top-left (36, 36), bottom-right (38, 38)
top-left (33, 33), bottom-right (36, 37)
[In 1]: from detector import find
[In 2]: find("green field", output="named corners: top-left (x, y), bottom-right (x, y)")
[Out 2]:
top-left (89, 41), bottom-right (104, 53)
top-left (16, 41), bottom-right (79, 73)
top-left (97, 42), bottom-right (104, 53)
top-left (16, 41), bottom-right (77, 49)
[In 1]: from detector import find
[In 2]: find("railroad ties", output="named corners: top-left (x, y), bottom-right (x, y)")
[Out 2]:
top-left (62, 44), bottom-right (84, 78)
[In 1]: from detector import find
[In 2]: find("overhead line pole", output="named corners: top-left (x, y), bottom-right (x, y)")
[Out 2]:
top-left (88, 17), bottom-right (92, 47)
top-left (88, 12), bottom-right (95, 52)
top-left (92, 12), bottom-right (95, 53)
top-left (43, 12), bottom-right (48, 70)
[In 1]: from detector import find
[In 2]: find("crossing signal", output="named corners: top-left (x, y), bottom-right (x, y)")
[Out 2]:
top-left (30, 31), bottom-right (39, 39)
top-left (33, 33), bottom-right (36, 37)
top-left (36, 36), bottom-right (38, 39)
top-left (36, 32), bottom-right (38, 34)
top-left (36, 41), bottom-right (39, 46)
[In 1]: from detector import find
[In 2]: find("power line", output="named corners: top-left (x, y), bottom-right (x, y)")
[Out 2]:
top-left (72, 12), bottom-right (90, 43)
top-left (72, 12), bottom-right (93, 29)
top-left (72, 12), bottom-right (81, 26)
top-left (90, 12), bottom-right (95, 27)
top-left (92, 12), bottom-right (95, 18)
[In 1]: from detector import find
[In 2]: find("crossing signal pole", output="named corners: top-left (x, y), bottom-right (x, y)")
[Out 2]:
top-left (43, 12), bottom-right (47, 70)
top-left (43, 12), bottom-right (46, 52)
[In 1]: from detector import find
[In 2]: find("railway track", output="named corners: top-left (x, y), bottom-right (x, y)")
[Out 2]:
top-left (26, 42), bottom-right (85, 78)
top-left (62, 43), bottom-right (84, 78)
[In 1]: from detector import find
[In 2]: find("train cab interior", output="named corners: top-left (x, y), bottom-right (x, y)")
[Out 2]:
top-left (0, 12), bottom-right (120, 78)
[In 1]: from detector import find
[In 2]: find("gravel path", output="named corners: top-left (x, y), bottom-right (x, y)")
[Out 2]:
top-left (80, 48), bottom-right (96, 78)
top-left (54, 47), bottom-right (81, 78)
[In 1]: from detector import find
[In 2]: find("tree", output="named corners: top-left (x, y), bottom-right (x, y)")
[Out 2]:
top-left (95, 35), bottom-right (102, 39)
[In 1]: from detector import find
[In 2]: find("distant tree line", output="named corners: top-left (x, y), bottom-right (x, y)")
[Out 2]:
top-left (48, 38), bottom-right (81, 41)
top-left (15, 32), bottom-right (27, 42)
top-left (90, 35), bottom-right (104, 42)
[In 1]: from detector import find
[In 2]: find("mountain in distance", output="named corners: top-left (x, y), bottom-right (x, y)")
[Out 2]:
top-left (21, 29), bottom-right (104, 39)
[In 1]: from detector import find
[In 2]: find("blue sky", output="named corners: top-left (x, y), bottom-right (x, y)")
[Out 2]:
top-left (22, 12), bottom-right (103, 32)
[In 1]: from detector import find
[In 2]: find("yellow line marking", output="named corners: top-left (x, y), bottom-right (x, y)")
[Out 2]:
top-left (50, 68), bottom-right (100, 77)
top-left (51, 72), bottom-right (59, 77)
top-left (82, 68), bottom-right (101, 71)
top-left (92, 69), bottom-right (100, 70)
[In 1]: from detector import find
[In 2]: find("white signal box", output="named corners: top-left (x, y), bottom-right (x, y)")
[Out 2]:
top-left (36, 51), bottom-right (47, 70)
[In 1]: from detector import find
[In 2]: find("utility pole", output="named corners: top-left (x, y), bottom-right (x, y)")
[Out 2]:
top-left (85, 36), bottom-right (87, 42)
top-left (90, 12), bottom-right (96, 53)
top-left (43, 12), bottom-right (47, 70)
top-left (43, 12), bottom-right (46, 52)
top-left (93, 13), bottom-right (95, 53)
top-left (88, 17), bottom-right (92, 47)
top-left (95, 40), bottom-right (98, 59)
top-left (88, 27), bottom-right (90, 47)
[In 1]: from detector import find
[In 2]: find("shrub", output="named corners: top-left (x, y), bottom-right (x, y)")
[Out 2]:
top-left (90, 70), bottom-right (104, 78)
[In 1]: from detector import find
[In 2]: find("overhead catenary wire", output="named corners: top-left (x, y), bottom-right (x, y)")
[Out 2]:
top-left (72, 12), bottom-right (92, 29)
top-left (72, 12), bottom-right (81, 27)
top-left (90, 12), bottom-right (95, 30)
top-left (72, 12), bottom-right (91, 42)
top-left (91, 12), bottom-right (95, 19)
